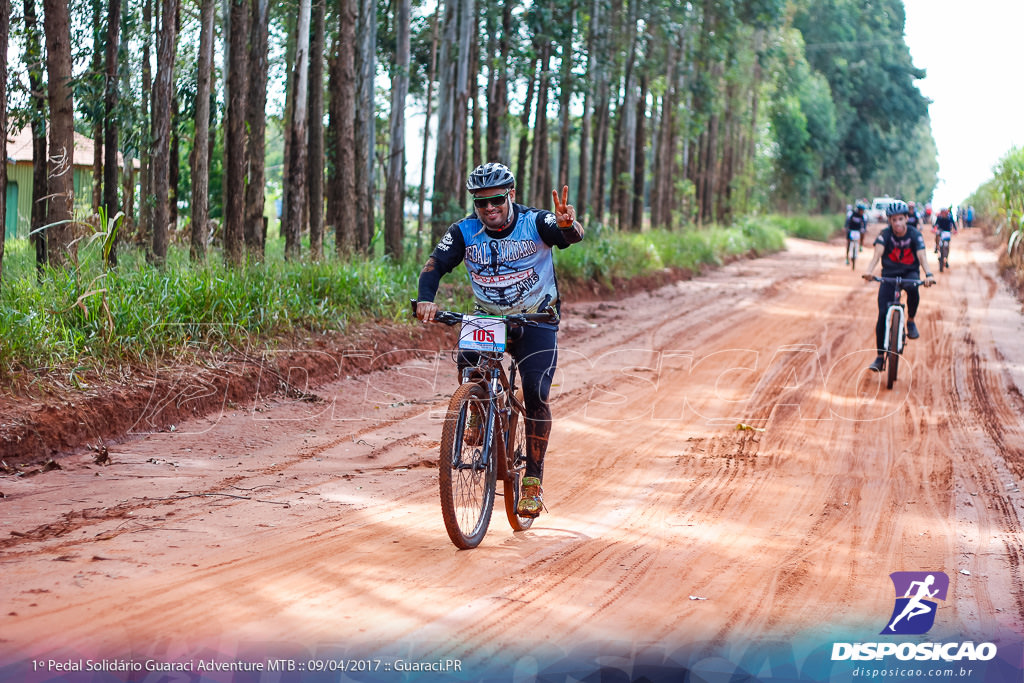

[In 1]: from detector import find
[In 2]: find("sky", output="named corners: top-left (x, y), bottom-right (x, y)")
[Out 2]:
top-left (902, 0), bottom-right (1024, 207)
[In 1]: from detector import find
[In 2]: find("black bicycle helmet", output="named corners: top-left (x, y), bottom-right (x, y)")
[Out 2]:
top-left (886, 200), bottom-right (909, 217)
top-left (466, 163), bottom-right (515, 192)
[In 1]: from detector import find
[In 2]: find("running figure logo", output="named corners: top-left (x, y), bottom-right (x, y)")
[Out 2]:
top-left (881, 572), bottom-right (949, 635)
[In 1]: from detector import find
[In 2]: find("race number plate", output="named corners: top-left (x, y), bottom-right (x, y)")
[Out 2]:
top-left (940, 230), bottom-right (952, 240)
top-left (458, 316), bottom-right (507, 353)
top-left (849, 230), bottom-right (861, 240)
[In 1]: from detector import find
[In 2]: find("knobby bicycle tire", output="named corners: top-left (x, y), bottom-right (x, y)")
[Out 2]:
top-left (886, 309), bottom-right (901, 390)
top-left (849, 241), bottom-right (858, 270)
top-left (438, 382), bottom-right (497, 549)
top-left (940, 244), bottom-right (948, 272)
top-left (502, 388), bottom-right (534, 531)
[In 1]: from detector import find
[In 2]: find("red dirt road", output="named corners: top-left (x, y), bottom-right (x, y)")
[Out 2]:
top-left (2, 229), bottom-right (1023, 680)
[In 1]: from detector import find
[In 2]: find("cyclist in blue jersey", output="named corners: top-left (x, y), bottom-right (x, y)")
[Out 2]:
top-left (415, 163), bottom-right (584, 518)
top-left (861, 200), bottom-right (935, 372)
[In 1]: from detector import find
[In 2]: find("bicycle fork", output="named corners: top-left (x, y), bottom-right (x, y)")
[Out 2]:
top-left (883, 304), bottom-right (905, 354)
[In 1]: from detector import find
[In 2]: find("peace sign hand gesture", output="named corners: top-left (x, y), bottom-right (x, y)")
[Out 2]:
top-left (551, 185), bottom-right (577, 228)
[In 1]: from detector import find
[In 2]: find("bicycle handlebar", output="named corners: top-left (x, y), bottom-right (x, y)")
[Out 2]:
top-left (866, 275), bottom-right (933, 287)
top-left (410, 299), bottom-right (560, 327)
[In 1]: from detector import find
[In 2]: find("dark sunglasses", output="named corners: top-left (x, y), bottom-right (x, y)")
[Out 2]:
top-left (473, 191), bottom-right (510, 209)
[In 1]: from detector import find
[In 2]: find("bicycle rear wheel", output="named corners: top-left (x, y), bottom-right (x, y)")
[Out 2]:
top-left (886, 310), bottom-right (901, 390)
top-left (940, 244), bottom-right (948, 272)
top-left (502, 389), bottom-right (534, 531)
top-left (849, 241), bottom-right (858, 270)
top-left (438, 382), bottom-right (496, 549)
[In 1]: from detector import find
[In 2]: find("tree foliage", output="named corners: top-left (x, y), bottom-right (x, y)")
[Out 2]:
top-left (2, 0), bottom-right (940, 277)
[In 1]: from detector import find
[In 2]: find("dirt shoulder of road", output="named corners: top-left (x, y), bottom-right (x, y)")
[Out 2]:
top-left (0, 263), bottom-right (699, 471)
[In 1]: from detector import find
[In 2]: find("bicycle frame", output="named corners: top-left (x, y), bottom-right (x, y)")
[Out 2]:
top-left (874, 276), bottom-right (919, 354)
top-left (459, 351), bottom-right (519, 472)
top-left (413, 300), bottom-right (557, 547)
top-left (883, 295), bottom-right (906, 354)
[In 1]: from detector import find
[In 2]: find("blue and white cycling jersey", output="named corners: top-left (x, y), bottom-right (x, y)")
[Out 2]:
top-left (458, 209), bottom-right (558, 315)
top-left (419, 203), bottom-right (583, 320)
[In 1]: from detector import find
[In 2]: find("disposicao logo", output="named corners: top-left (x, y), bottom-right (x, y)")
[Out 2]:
top-left (831, 571), bottom-right (998, 662)
top-left (881, 571), bottom-right (948, 635)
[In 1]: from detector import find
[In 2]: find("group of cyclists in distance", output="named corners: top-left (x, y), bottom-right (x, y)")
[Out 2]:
top-left (847, 197), bottom-right (970, 372)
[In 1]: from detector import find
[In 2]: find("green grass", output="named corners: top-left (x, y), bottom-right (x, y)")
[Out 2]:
top-left (555, 220), bottom-right (787, 283)
top-left (0, 214), bottom-right (819, 380)
top-left (760, 213), bottom-right (844, 242)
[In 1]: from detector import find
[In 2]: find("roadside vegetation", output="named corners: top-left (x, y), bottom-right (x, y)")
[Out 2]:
top-left (965, 147), bottom-right (1024, 291)
top-left (0, 216), bottom-right (840, 381)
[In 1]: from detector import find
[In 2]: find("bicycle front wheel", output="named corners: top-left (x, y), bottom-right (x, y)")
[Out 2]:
top-left (886, 311), bottom-right (901, 390)
top-left (502, 389), bottom-right (534, 531)
top-left (438, 382), bottom-right (497, 549)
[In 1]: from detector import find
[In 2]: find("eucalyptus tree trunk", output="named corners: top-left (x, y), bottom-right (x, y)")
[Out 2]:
top-left (651, 32), bottom-right (679, 229)
top-left (529, 43), bottom-right (552, 207)
top-left (43, 0), bottom-right (75, 266)
top-left (483, 4), bottom-right (501, 162)
top-left (307, 0), bottom-right (326, 260)
top-left (150, 0), bottom-right (179, 264)
top-left (496, 2), bottom-right (513, 162)
top-left (0, 0), bottom-right (7, 284)
top-left (102, 0), bottom-right (122, 267)
top-left (631, 73), bottom-right (647, 232)
top-left (168, 4), bottom-right (180, 236)
top-left (470, 35), bottom-right (481, 171)
top-left (190, 0), bottom-right (215, 261)
top-left (557, 1), bottom-right (575, 189)
top-left (284, 0), bottom-right (312, 260)
top-left (354, 0), bottom-right (376, 251)
top-left (91, 0), bottom-right (104, 212)
top-left (414, 6), bottom-right (438, 262)
top-left (139, 0), bottom-right (152, 247)
top-left (279, 10), bottom-right (296, 254)
top-left (223, 0), bottom-right (249, 265)
top-left (23, 0), bottom-right (48, 273)
top-left (612, 15), bottom-right (639, 230)
top-left (430, 0), bottom-right (471, 243)
top-left (577, 0), bottom-right (600, 220)
top-left (330, 0), bottom-right (358, 254)
top-left (244, 0), bottom-right (271, 260)
top-left (384, 0), bottom-right (410, 260)
top-left (514, 55), bottom-right (538, 205)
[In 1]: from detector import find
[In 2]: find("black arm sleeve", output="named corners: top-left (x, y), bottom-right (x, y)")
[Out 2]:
top-left (417, 223), bottom-right (466, 302)
top-left (535, 210), bottom-right (585, 248)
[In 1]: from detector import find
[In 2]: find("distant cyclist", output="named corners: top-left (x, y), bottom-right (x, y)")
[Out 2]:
top-left (415, 162), bottom-right (584, 518)
top-left (932, 207), bottom-right (957, 253)
top-left (844, 202), bottom-right (869, 264)
top-left (905, 201), bottom-right (921, 230)
top-left (861, 200), bottom-right (936, 372)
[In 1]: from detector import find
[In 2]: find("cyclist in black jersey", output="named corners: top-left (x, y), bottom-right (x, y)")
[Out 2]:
top-left (932, 208), bottom-right (957, 253)
top-left (845, 203), bottom-right (869, 264)
top-left (906, 201), bottom-right (921, 230)
top-left (861, 200), bottom-right (936, 372)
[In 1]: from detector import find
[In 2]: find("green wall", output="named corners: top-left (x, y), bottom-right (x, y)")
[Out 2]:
top-left (4, 162), bottom-right (94, 238)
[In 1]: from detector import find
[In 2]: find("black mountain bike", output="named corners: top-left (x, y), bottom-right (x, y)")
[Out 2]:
top-left (413, 300), bottom-right (558, 549)
top-left (937, 230), bottom-right (953, 272)
top-left (869, 276), bottom-right (923, 390)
